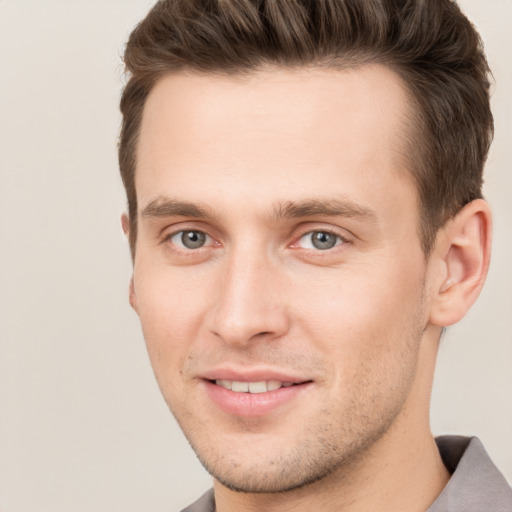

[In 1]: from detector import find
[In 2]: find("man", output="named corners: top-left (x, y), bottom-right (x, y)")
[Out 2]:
top-left (118, 0), bottom-right (512, 510)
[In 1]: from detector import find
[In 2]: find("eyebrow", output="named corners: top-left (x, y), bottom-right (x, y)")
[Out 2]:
top-left (140, 196), bottom-right (379, 224)
top-left (141, 197), bottom-right (214, 220)
top-left (273, 198), bottom-right (379, 223)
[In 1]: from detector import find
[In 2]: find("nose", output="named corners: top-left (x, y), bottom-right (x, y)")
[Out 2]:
top-left (207, 249), bottom-right (290, 348)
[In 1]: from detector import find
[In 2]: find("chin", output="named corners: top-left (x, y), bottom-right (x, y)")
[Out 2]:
top-left (182, 422), bottom-right (372, 494)
top-left (202, 452), bottom-right (342, 494)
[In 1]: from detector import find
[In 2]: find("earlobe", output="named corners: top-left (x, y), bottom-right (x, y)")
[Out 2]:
top-left (121, 213), bottom-right (130, 236)
top-left (129, 276), bottom-right (138, 313)
top-left (429, 199), bottom-right (492, 327)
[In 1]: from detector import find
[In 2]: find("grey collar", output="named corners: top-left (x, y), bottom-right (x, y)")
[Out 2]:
top-left (428, 436), bottom-right (512, 511)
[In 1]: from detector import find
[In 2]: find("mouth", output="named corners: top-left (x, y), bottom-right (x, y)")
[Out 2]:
top-left (211, 379), bottom-right (301, 393)
top-left (203, 377), bottom-right (313, 417)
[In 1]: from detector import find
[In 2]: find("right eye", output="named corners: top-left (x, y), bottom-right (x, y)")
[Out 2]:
top-left (297, 230), bottom-right (344, 251)
top-left (168, 230), bottom-right (212, 250)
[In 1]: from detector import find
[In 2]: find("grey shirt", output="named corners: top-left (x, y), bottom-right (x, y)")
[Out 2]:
top-left (181, 436), bottom-right (512, 512)
top-left (429, 436), bottom-right (512, 511)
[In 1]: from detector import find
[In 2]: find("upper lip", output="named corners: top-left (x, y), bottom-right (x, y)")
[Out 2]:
top-left (201, 367), bottom-right (312, 384)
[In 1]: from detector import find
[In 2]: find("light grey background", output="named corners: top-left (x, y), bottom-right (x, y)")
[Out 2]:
top-left (0, 1), bottom-right (510, 511)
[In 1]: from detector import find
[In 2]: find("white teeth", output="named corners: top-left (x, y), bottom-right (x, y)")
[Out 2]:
top-left (214, 380), bottom-right (296, 393)
top-left (231, 381), bottom-right (249, 392)
top-left (215, 379), bottom-right (232, 390)
top-left (267, 380), bottom-right (282, 391)
top-left (248, 381), bottom-right (267, 394)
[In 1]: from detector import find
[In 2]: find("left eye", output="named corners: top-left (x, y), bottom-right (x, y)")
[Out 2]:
top-left (298, 231), bottom-right (343, 250)
top-left (169, 230), bottom-right (211, 249)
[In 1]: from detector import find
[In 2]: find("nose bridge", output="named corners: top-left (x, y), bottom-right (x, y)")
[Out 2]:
top-left (209, 242), bottom-right (288, 346)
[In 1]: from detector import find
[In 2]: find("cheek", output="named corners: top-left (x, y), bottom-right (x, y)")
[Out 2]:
top-left (295, 257), bottom-right (426, 359)
top-left (133, 263), bottom-right (212, 384)
top-left (295, 265), bottom-right (426, 418)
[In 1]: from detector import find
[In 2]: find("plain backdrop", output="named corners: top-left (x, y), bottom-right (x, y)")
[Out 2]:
top-left (0, 1), bottom-right (510, 511)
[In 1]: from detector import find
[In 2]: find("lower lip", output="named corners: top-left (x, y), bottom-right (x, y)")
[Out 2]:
top-left (203, 380), bottom-right (311, 417)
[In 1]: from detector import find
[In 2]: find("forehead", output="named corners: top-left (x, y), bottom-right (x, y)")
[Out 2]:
top-left (136, 65), bottom-right (416, 217)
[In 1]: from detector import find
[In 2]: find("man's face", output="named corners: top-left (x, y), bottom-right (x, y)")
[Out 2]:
top-left (131, 65), bottom-right (436, 492)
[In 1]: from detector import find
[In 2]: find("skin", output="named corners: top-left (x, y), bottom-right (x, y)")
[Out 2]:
top-left (124, 65), bottom-right (491, 512)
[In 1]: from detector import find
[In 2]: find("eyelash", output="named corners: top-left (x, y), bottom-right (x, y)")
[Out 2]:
top-left (162, 227), bottom-right (349, 254)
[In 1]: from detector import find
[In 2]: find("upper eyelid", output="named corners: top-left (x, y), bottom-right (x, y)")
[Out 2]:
top-left (292, 224), bottom-right (353, 242)
top-left (164, 228), bottom-right (213, 242)
top-left (160, 222), bottom-right (217, 240)
top-left (300, 227), bottom-right (347, 238)
top-left (299, 230), bottom-right (346, 241)
top-left (159, 223), bottom-right (353, 247)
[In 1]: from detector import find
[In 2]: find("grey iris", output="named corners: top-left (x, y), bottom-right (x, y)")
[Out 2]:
top-left (182, 231), bottom-right (206, 249)
top-left (312, 231), bottom-right (337, 250)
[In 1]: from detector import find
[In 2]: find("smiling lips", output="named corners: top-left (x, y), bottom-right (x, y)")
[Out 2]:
top-left (204, 377), bottom-right (312, 416)
top-left (215, 379), bottom-right (296, 393)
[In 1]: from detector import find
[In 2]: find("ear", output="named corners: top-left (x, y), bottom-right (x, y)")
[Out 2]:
top-left (128, 276), bottom-right (138, 313)
top-left (429, 199), bottom-right (492, 327)
top-left (121, 213), bottom-right (130, 236)
top-left (121, 213), bottom-right (138, 313)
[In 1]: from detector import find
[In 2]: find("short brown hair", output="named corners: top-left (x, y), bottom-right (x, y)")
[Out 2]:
top-left (119, 0), bottom-right (493, 256)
